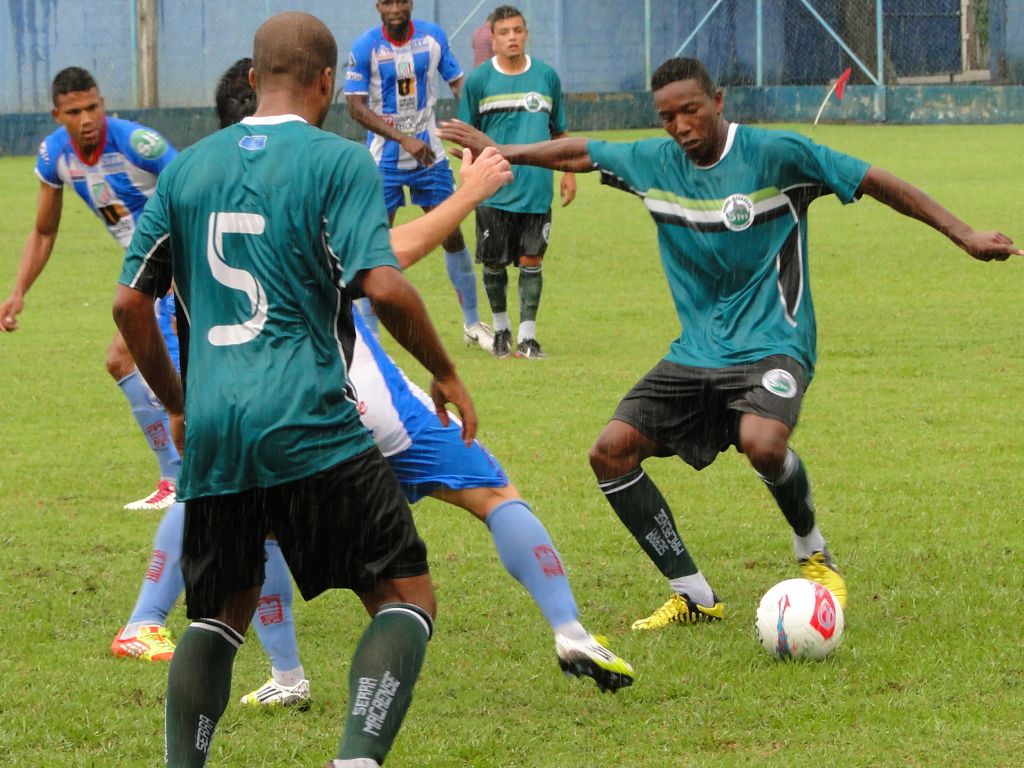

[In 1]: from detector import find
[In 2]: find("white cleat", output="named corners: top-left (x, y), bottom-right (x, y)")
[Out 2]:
top-left (463, 320), bottom-right (495, 351)
top-left (124, 479), bottom-right (176, 511)
top-left (240, 677), bottom-right (311, 708)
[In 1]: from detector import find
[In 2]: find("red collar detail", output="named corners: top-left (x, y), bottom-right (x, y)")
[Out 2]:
top-left (382, 20), bottom-right (415, 47)
top-left (71, 117), bottom-right (107, 167)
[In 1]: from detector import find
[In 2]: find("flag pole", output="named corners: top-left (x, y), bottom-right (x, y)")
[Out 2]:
top-left (813, 82), bottom-right (839, 126)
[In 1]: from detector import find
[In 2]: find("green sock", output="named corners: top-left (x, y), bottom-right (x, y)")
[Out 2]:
top-left (165, 620), bottom-right (244, 768)
top-left (518, 265), bottom-right (543, 322)
top-left (338, 603), bottom-right (433, 763)
top-left (598, 468), bottom-right (699, 578)
top-left (759, 448), bottom-right (816, 537)
top-left (482, 266), bottom-right (508, 315)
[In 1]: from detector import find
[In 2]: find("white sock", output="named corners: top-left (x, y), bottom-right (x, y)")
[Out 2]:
top-left (669, 572), bottom-right (715, 607)
top-left (553, 620), bottom-right (588, 642)
top-left (493, 312), bottom-right (511, 332)
top-left (517, 320), bottom-right (536, 343)
top-left (793, 525), bottom-right (827, 560)
top-left (123, 621), bottom-right (149, 635)
top-left (272, 665), bottom-right (306, 687)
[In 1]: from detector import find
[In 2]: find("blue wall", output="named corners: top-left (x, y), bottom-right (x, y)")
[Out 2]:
top-left (4, 0), bottom-right (1023, 115)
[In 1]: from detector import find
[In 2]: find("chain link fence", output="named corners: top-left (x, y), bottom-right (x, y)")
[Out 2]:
top-left (0, 0), bottom-right (1016, 115)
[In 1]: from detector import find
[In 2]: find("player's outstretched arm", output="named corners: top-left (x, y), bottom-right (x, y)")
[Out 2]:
top-left (360, 266), bottom-right (477, 444)
top-left (439, 119), bottom-right (594, 173)
top-left (858, 166), bottom-right (1023, 261)
top-left (1, 184), bottom-right (64, 332)
top-left (112, 284), bottom-right (184, 420)
top-left (347, 94), bottom-right (436, 166)
top-left (390, 147), bottom-right (512, 268)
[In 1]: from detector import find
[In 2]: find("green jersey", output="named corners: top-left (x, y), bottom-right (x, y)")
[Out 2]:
top-left (460, 55), bottom-right (567, 213)
top-left (589, 124), bottom-right (869, 377)
top-left (120, 116), bottom-right (397, 499)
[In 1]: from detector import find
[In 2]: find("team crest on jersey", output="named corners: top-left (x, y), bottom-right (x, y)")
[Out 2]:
top-left (722, 193), bottom-right (755, 231)
top-left (523, 92), bottom-right (544, 113)
top-left (762, 369), bottom-right (798, 399)
top-left (130, 128), bottom-right (168, 159)
top-left (91, 181), bottom-right (113, 205)
top-left (239, 135), bottom-right (268, 151)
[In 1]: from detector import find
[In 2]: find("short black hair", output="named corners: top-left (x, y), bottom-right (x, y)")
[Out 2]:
top-left (51, 67), bottom-right (97, 106)
top-left (216, 57), bottom-right (256, 128)
top-left (490, 5), bottom-right (524, 30)
top-left (651, 57), bottom-right (715, 97)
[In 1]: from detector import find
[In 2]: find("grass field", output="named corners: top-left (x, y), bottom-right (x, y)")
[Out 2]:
top-left (1, 123), bottom-right (1023, 767)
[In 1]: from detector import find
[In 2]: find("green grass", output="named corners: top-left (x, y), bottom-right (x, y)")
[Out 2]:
top-left (2, 123), bottom-right (1024, 767)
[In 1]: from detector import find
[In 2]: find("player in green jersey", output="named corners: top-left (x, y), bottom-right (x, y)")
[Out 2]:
top-left (441, 56), bottom-right (1022, 629)
top-left (114, 13), bottom-right (474, 768)
top-left (458, 5), bottom-right (576, 358)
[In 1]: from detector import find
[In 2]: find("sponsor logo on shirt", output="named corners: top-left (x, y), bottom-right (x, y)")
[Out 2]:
top-left (346, 70), bottom-right (364, 82)
top-left (722, 193), bottom-right (755, 231)
top-left (130, 128), bottom-right (168, 159)
top-left (37, 141), bottom-right (49, 164)
top-left (375, 46), bottom-right (394, 61)
top-left (100, 152), bottom-right (126, 171)
top-left (523, 92), bottom-right (544, 113)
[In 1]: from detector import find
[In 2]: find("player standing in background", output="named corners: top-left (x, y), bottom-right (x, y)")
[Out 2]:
top-left (114, 13), bottom-right (474, 767)
top-left (0, 67), bottom-right (181, 512)
top-left (459, 5), bottom-right (575, 359)
top-left (345, 0), bottom-right (494, 352)
top-left (442, 56), bottom-right (1022, 628)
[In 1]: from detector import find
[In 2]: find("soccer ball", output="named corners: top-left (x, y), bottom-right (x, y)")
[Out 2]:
top-left (755, 578), bottom-right (844, 660)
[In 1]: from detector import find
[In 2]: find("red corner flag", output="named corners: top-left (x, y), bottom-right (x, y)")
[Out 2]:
top-left (834, 67), bottom-right (852, 100)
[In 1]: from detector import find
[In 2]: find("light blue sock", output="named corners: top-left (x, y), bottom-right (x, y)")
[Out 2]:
top-left (444, 247), bottom-right (480, 326)
top-left (252, 540), bottom-right (302, 672)
top-left (354, 297), bottom-right (379, 338)
top-left (485, 499), bottom-right (579, 629)
top-left (117, 370), bottom-right (181, 481)
top-left (127, 502), bottom-right (185, 625)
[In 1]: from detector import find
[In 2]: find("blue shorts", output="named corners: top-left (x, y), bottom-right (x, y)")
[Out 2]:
top-left (387, 419), bottom-right (509, 504)
top-left (379, 160), bottom-right (456, 216)
top-left (155, 294), bottom-right (180, 373)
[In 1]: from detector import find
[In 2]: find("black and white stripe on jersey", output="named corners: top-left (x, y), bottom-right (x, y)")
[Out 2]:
top-left (600, 171), bottom-right (831, 232)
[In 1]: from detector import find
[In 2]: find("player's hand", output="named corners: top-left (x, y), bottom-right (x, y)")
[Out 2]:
top-left (439, 119), bottom-right (497, 158)
top-left (457, 147), bottom-right (513, 204)
top-left (560, 172), bottom-right (577, 207)
top-left (429, 373), bottom-right (477, 446)
top-left (169, 411), bottom-right (185, 455)
top-left (400, 135), bottom-right (436, 166)
top-left (0, 294), bottom-right (24, 332)
top-left (960, 230), bottom-right (1024, 262)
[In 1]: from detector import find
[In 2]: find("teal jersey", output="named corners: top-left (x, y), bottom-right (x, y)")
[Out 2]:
top-left (460, 55), bottom-right (567, 213)
top-left (120, 116), bottom-right (397, 499)
top-left (589, 124), bottom-right (869, 377)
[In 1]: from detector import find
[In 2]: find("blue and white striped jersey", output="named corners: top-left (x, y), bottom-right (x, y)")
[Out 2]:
top-left (35, 117), bottom-right (177, 247)
top-left (344, 20), bottom-right (462, 171)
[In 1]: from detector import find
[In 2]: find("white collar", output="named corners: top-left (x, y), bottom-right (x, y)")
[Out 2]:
top-left (240, 114), bottom-right (308, 126)
top-left (491, 54), bottom-right (532, 76)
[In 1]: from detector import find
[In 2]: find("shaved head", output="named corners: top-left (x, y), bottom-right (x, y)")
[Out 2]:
top-left (252, 11), bottom-right (337, 88)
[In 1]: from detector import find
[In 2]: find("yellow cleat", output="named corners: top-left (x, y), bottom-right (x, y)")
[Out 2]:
top-left (799, 550), bottom-right (847, 609)
top-left (555, 633), bottom-right (634, 693)
top-left (630, 593), bottom-right (725, 631)
top-left (111, 624), bottom-right (175, 661)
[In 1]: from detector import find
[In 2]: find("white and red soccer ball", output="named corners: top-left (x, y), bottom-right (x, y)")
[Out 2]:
top-left (755, 578), bottom-right (844, 660)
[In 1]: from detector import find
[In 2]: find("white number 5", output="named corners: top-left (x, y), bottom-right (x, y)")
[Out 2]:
top-left (206, 212), bottom-right (268, 346)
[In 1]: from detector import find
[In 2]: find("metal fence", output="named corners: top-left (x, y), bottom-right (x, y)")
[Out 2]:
top-left (0, 0), bottom-right (1014, 115)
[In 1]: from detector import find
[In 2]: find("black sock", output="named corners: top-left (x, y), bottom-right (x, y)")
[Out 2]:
top-left (599, 468), bottom-right (699, 578)
top-left (482, 266), bottom-right (508, 315)
top-left (760, 448), bottom-right (816, 536)
top-left (165, 620), bottom-right (244, 768)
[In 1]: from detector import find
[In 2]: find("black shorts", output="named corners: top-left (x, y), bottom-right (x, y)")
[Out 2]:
top-left (474, 206), bottom-right (551, 267)
top-left (181, 447), bottom-right (428, 619)
top-left (612, 354), bottom-right (807, 471)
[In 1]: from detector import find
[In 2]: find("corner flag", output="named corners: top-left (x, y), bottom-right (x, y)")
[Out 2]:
top-left (813, 67), bottom-right (853, 125)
